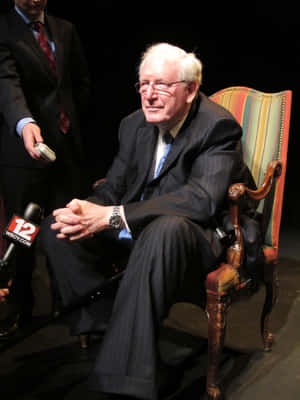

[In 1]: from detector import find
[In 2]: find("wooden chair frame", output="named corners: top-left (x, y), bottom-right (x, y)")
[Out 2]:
top-left (205, 87), bottom-right (292, 399)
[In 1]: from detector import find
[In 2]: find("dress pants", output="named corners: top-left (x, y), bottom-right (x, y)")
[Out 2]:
top-left (40, 214), bottom-right (220, 400)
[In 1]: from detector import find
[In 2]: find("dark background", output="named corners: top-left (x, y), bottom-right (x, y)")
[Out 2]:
top-left (1, 1), bottom-right (299, 228)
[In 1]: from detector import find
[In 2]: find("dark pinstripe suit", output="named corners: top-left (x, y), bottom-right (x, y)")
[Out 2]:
top-left (41, 92), bottom-right (259, 399)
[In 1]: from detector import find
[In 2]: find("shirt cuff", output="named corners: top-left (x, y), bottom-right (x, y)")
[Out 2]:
top-left (120, 205), bottom-right (131, 233)
top-left (16, 117), bottom-right (36, 137)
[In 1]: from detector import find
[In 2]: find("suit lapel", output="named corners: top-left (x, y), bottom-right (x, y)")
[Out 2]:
top-left (10, 10), bottom-right (56, 83)
top-left (137, 125), bottom-right (158, 178)
top-left (122, 124), bottom-right (158, 202)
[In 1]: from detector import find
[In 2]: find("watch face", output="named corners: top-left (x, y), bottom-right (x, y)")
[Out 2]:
top-left (110, 214), bottom-right (122, 229)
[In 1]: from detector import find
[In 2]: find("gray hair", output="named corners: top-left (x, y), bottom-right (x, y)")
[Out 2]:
top-left (139, 43), bottom-right (203, 86)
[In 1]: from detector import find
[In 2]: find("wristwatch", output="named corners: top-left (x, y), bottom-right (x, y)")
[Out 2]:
top-left (109, 206), bottom-right (123, 229)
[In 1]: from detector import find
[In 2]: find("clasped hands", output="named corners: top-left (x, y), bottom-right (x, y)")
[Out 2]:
top-left (51, 199), bottom-right (113, 241)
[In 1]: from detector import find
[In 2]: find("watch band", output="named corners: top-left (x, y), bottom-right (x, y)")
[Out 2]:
top-left (109, 206), bottom-right (123, 230)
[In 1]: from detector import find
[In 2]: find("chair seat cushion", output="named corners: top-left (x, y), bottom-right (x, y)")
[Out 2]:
top-left (206, 262), bottom-right (240, 295)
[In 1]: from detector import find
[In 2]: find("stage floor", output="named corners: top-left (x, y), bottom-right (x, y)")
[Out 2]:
top-left (0, 227), bottom-right (300, 399)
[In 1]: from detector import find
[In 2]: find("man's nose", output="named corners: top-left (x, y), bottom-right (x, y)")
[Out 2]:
top-left (144, 84), bottom-right (157, 99)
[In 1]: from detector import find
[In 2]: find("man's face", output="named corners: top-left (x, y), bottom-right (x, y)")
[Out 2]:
top-left (14, 0), bottom-right (47, 20)
top-left (139, 57), bottom-right (198, 131)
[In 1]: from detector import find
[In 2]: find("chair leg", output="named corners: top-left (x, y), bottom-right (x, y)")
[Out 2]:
top-left (205, 291), bottom-right (230, 400)
top-left (261, 264), bottom-right (279, 352)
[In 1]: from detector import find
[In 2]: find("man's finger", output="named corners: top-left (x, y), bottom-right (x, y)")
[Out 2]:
top-left (53, 208), bottom-right (68, 217)
top-left (60, 224), bottom-right (84, 235)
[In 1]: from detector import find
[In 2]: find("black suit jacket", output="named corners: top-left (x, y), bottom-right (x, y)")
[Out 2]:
top-left (89, 93), bottom-right (259, 258)
top-left (0, 9), bottom-right (90, 167)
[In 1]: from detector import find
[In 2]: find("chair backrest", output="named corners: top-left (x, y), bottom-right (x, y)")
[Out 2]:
top-left (210, 87), bottom-right (292, 256)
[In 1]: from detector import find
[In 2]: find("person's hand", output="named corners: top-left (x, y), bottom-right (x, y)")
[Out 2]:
top-left (22, 123), bottom-right (44, 160)
top-left (51, 199), bottom-right (113, 241)
top-left (0, 288), bottom-right (9, 302)
top-left (0, 280), bottom-right (12, 303)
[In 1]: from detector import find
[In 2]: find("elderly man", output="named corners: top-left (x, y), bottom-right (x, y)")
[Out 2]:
top-left (41, 43), bottom-right (258, 399)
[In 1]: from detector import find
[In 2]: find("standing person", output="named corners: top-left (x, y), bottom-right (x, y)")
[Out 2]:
top-left (41, 43), bottom-right (261, 399)
top-left (0, 0), bottom-right (91, 335)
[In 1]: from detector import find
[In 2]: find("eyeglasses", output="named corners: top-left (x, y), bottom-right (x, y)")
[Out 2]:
top-left (135, 80), bottom-right (187, 95)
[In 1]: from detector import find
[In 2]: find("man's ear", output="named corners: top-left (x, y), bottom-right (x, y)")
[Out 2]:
top-left (186, 81), bottom-right (200, 104)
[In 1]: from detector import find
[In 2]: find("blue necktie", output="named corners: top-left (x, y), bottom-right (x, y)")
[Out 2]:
top-left (119, 132), bottom-right (173, 240)
top-left (153, 132), bottom-right (173, 178)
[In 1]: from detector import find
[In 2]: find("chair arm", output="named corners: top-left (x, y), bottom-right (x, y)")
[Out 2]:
top-left (92, 178), bottom-right (106, 190)
top-left (229, 160), bottom-right (282, 202)
top-left (226, 160), bottom-right (282, 269)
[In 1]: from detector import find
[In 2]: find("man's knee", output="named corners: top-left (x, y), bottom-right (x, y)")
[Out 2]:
top-left (39, 215), bottom-right (71, 263)
top-left (148, 215), bottom-right (191, 233)
top-left (140, 216), bottom-right (195, 244)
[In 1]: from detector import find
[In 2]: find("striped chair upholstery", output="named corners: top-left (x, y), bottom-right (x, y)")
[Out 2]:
top-left (203, 87), bottom-right (292, 400)
top-left (210, 87), bottom-right (292, 259)
top-left (164, 88), bottom-right (292, 400)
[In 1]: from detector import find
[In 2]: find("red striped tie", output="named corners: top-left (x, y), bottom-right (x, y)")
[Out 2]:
top-left (31, 22), bottom-right (70, 134)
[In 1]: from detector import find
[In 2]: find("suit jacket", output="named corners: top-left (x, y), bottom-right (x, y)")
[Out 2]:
top-left (0, 9), bottom-right (90, 168)
top-left (89, 93), bottom-right (260, 263)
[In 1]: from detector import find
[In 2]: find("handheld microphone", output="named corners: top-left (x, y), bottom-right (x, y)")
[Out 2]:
top-left (34, 143), bottom-right (56, 163)
top-left (0, 202), bottom-right (42, 272)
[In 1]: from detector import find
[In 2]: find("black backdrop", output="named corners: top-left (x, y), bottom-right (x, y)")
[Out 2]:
top-left (1, 1), bottom-right (299, 228)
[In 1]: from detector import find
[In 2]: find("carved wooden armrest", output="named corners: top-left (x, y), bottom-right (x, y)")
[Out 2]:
top-left (227, 160), bottom-right (282, 269)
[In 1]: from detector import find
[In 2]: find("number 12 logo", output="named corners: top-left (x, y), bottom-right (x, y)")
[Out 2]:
top-left (7, 215), bottom-right (39, 244)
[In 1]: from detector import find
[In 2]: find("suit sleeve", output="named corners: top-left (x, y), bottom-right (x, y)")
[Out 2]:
top-left (0, 21), bottom-right (33, 135)
top-left (124, 118), bottom-right (242, 238)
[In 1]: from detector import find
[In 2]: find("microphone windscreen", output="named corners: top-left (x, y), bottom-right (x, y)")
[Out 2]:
top-left (23, 203), bottom-right (42, 224)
